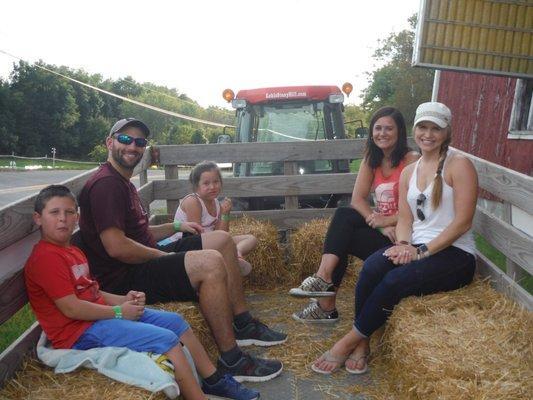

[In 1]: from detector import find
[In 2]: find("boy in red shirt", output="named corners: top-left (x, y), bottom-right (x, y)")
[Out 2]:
top-left (24, 185), bottom-right (258, 400)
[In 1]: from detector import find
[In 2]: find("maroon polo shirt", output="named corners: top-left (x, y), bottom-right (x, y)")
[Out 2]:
top-left (78, 162), bottom-right (156, 291)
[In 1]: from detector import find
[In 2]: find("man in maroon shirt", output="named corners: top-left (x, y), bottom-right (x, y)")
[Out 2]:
top-left (78, 118), bottom-right (286, 382)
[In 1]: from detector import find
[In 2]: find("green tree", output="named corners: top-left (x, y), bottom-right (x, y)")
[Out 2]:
top-left (191, 129), bottom-right (206, 144)
top-left (0, 78), bottom-right (17, 153)
top-left (362, 15), bottom-right (434, 126)
top-left (9, 61), bottom-right (79, 157)
top-left (343, 105), bottom-right (369, 138)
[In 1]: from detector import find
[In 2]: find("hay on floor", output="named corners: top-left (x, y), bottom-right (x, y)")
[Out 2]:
top-left (3, 278), bottom-right (530, 400)
top-left (230, 215), bottom-right (286, 289)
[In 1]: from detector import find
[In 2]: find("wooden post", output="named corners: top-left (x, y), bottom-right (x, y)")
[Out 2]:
top-left (165, 165), bottom-right (179, 217)
top-left (283, 161), bottom-right (299, 210)
top-left (139, 169), bottom-right (148, 187)
top-left (502, 202), bottom-right (526, 283)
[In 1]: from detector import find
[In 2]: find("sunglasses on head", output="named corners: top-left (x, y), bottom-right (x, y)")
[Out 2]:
top-left (114, 133), bottom-right (148, 147)
top-left (416, 193), bottom-right (426, 221)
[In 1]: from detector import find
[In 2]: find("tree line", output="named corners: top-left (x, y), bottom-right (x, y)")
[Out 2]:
top-left (0, 62), bottom-right (234, 161)
top-left (0, 15), bottom-right (432, 161)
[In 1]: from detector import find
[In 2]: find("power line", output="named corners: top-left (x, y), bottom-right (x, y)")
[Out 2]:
top-left (0, 49), bottom-right (234, 129)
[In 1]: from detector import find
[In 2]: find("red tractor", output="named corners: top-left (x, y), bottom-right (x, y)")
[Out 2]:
top-left (222, 84), bottom-right (364, 210)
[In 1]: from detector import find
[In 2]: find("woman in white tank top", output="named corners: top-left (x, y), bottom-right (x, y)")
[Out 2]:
top-left (311, 102), bottom-right (478, 376)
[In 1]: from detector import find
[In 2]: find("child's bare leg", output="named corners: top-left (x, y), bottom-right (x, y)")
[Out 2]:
top-left (165, 344), bottom-right (206, 400)
top-left (233, 234), bottom-right (257, 257)
top-left (179, 329), bottom-right (216, 379)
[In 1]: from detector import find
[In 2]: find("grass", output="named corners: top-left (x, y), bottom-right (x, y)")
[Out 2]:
top-left (350, 158), bottom-right (362, 172)
top-left (0, 157), bottom-right (99, 170)
top-left (0, 304), bottom-right (36, 353)
top-left (475, 234), bottom-right (533, 294)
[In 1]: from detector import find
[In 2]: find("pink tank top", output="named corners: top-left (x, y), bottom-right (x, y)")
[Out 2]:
top-left (371, 159), bottom-right (406, 216)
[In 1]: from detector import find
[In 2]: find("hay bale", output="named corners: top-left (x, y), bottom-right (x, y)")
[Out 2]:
top-left (230, 215), bottom-right (286, 289)
top-left (289, 218), bottom-right (362, 284)
top-left (368, 279), bottom-right (533, 399)
top-left (289, 218), bottom-right (330, 282)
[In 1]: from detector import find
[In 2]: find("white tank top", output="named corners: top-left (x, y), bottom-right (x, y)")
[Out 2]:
top-left (408, 151), bottom-right (476, 255)
top-left (157, 194), bottom-right (220, 246)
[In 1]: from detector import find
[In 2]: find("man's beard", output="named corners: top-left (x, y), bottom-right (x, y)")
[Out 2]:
top-left (111, 146), bottom-right (142, 170)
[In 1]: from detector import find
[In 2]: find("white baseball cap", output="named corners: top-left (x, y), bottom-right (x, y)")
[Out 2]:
top-left (413, 102), bottom-right (452, 128)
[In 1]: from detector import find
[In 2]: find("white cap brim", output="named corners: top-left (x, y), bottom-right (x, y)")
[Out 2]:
top-left (414, 116), bottom-right (448, 129)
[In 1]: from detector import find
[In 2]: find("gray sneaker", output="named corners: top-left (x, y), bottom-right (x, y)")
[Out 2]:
top-left (292, 299), bottom-right (339, 324)
top-left (289, 274), bottom-right (335, 297)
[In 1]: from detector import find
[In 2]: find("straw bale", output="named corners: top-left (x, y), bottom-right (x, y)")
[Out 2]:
top-left (364, 279), bottom-right (533, 399)
top-left (229, 215), bottom-right (287, 289)
top-left (289, 218), bottom-right (361, 284)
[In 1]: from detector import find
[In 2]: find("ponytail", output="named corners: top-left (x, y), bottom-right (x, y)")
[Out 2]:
top-left (430, 129), bottom-right (451, 209)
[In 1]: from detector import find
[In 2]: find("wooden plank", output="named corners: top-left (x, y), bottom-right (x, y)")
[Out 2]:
top-left (164, 165), bottom-right (180, 216)
top-left (151, 209), bottom-right (336, 230)
top-left (132, 145), bottom-right (152, 177)
top-left (0, 322), bottom-right (41, 387)
top-left (454, 147), bottom-right (533, 215)
top-left (475, 251), bottom-right (533, 311)
top-left (473, 206), bottom-right (533, 276)
top-left (0, 270), bottom-right (28, 327)
top-left (153, 173), bottom-right (357, 200)
top-left (501, 202), bottom-right (526, 283)
top-left (0, 169), bottom-right (95, 252)
top-left (137, 181), bottom-right (154, 216)
top-left (156, 139), bottom-right (367, 164)
top-left (283, 161), bottom-right (299, 210)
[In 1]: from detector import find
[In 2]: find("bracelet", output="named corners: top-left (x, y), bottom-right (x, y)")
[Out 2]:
top-left (112, 305), bottom-right (123, 319)
top-left (173, 220), bottom-right (181, 232)
top-left (397, 240), bottom-right (410, 245)
top-left (221, 214), bottom-right (230, 222)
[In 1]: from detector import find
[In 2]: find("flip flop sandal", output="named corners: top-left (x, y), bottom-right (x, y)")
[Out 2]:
top-left (345, 353), bottom-right (369, 374)
top-left (310, 350), bottom-right (348, 375)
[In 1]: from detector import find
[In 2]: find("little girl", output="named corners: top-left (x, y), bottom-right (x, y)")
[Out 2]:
top-left (159, 161), bottom-right (257, 276)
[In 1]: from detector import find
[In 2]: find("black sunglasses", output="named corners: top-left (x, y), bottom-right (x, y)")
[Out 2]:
top-left (416, 193), bottom-right (426, 221)
top-left (114, 133), bottom-right (148, 148)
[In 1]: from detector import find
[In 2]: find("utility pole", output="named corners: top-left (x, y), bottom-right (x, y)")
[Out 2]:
top-left (51, 147), bottom-right (56, 168)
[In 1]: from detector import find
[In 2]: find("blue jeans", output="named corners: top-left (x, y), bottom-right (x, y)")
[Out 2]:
top-left (73, 308), bottom-right (190, 354)
top-left (354, 245), bottom-right (475, 337)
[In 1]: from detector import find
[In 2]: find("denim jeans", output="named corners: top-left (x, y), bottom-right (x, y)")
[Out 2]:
top-left (354, 245), bottom-right (476, 337)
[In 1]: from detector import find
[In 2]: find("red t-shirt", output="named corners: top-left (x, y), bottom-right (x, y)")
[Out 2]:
top-left (24, 240), bottom-right (106, 349)
top-left (78, 162), bottom-right (155, 291)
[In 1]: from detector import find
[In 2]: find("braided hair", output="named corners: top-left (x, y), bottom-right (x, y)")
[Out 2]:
top-left (430, 126), bottom-right (452, 209)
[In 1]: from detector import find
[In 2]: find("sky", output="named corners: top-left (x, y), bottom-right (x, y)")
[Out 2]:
top-left (0, 0), bottom-right (421, 110)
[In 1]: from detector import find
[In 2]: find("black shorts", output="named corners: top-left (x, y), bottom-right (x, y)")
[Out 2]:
top-left (127, 234), bottom-right (203, 304)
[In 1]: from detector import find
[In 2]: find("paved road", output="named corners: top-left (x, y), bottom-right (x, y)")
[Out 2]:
top-left (0, 169), bottom-right (167, 208)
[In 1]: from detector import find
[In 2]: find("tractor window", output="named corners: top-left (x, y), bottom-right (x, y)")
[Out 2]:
top-left (235, 102), bottom-right (345, 176)
top-left (254, 104), bottom-right (326, 142)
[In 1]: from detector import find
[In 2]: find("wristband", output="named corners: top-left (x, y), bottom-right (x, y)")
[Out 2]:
top-left (397, 240), bottom-right (410, 245)
top-left (112, 305), bottom-right (123, 319)
top-left (221, 214), bottom-right (230, 222)
top-left (173, 220), bottom-right (181, 232)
